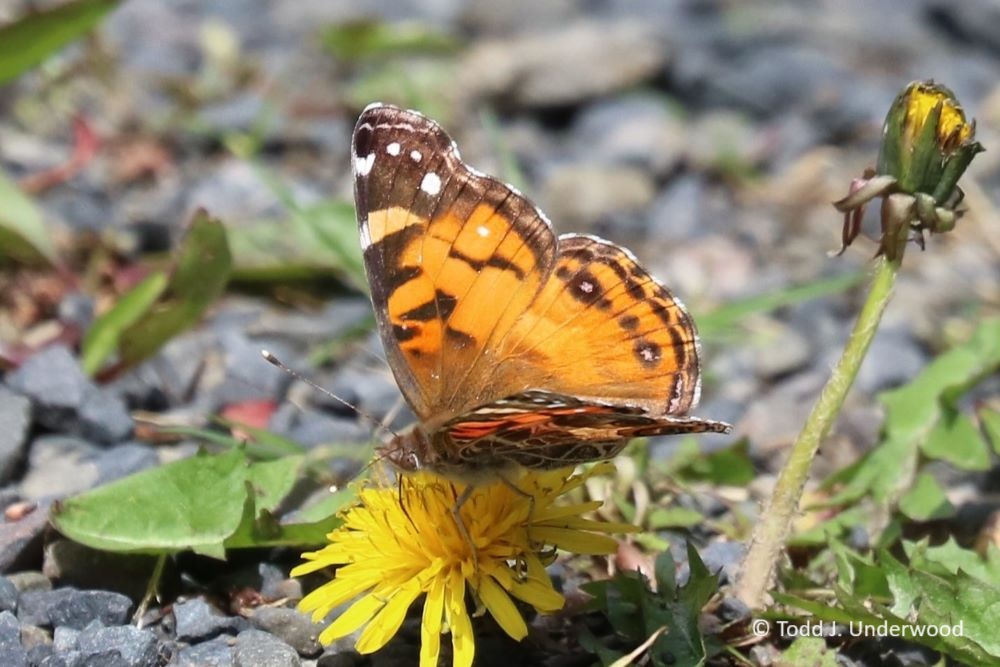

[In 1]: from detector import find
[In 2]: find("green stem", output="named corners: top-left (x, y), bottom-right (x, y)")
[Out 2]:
top-left (736, 255), bottom-right (900, 609)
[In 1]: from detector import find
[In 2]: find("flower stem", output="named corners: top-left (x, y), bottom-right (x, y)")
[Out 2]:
top-left (736, 255), bottom-right (900, 609)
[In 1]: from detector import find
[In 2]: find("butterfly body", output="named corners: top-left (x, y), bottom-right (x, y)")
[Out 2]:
top-left (353, 103), bottom-right (730, 480)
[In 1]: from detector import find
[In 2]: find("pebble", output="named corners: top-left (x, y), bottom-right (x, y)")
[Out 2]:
top-left (0, 502), bottom-right (52, 573)
top-left (173, 598), bottom-right (248, 643)
top-left (249, 607), bottom-right (322, 657)
top-left (233, 629), bottom-right (300, 667)
top-left (76, 624), bottom-right (160, 667)
top-left (18, 437), bottom-right (99, 501)
top-left (461, 20), bottom-right (669, 107)
top-left (0, 578), bottom-right (16, 613)
top-left (175, 636), bottom-right (236, 666)
top-left (6, 346), bottom-right (89, 434)
top-left (17, 589), bottom-right (133, 630)
top-left (93, 442), bottom-right (160, 485)
top-left (540, 163), bottom-right (656, 232)
top-left (0, 388), bottom-right (31, 485)
top-left (5, 346), bottom-right (132, 445)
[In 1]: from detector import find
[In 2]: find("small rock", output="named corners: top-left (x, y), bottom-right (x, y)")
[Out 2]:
top-left (19, 589), bottom-right (132, 630)
top-left (258, 564), bottom-right (300, 602)
top-left (461, 20), bottom-right (669, 108)
top-left (19, 623), bottom-right (49, 650)
top-left (852, 328), bottom-right (926, 394)
top-left (234, 629), bottom-right (299, 667)
top-left (0, 387), bottom-right (31, 484)
top-left (645, 176), bottom-right (706, 242)
top-left (0, 611), bottom-right (27, 667)
top-left (249, 607), bottom-right (322, 657)
top-left (19, 437), bottom-right (99, 501)
top-left (0, 577), bottom-right (17, 613)
top-left (175, 636), bottom-right (235, 666)
top-left (717, 596), bottom-right (751, 624)
top-left (93, 443), bottom-right (159, 485)
top-left (0, 501), bottom-right (52, 572)
top-left (6, 346), bottom-right (88, 433)
top-left (52, 626), bottom-right (79, 652)
top-left (76, 624), bottom-right (159, 667)
top-left (78, 388), bottom-right (133, 444)
top-left (699, 541), bottom-right (746, 586)
top-left (541, 164), bottom-right (656, 231)
top-left (6, 572), bottom-right (51, 595)
top-left (270, 408), bottom-right (369, 450)
top-left (26, 643), bottom-right (55, 666)
top-left (211, 329), bottom-right (292, 406)
top-left (752, 327), bottom-right (812, 380)
top-left (173, 598), bottom-right (247, 643)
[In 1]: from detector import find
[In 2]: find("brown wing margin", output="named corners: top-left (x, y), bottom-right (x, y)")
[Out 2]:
top-left (352, 104), bottom-right (557, 423)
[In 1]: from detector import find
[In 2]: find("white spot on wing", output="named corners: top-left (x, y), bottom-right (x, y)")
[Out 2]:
top-left (420, 172), bottom-right (442, 195)
top-left (359, 224), bottom-right (372, 250)
top-left (477, 225), bottom-right (490, 237)
top-left (410, 150), bottom-right (422, 162)
top-left (386, 142), bottom-right (400, 156)
top-left (354, 152), bottom-right (375, 177)
top-left (578, 280), bottom-right (594, 293)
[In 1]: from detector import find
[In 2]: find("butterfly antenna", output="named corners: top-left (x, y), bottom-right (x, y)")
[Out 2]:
top-left (260, 350), bottom-right (401, 440)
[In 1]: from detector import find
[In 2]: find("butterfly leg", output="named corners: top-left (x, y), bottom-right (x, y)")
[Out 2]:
top-left (451, 484), bottom-right (479, 574)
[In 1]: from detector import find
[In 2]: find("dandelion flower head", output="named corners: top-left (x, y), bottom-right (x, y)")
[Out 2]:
top-left (293, 463), bottom-right (634, 667)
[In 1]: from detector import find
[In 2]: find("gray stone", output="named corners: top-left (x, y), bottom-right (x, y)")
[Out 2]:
top-left (78, 388), bottom-right (133, 444)
top-left (0, 611), bottom-right (27, 667)
top-left (233, 629), bottom-right (299, 667)
top-left (6, 346), bottom-right (88, 433)
top-left (0, 577), bottom-right (17, 613)
top-left (0, 501), bottom-right (52, 573)
top-left (19, 437), bottom-right (99, 501)
top-left (699, 541), bottom-right (746, 586)
top-left (18, 623), bottom-right (48, 650)
top-left (461, 20), bottom-right (669, 108)
top-left (173, 598), bottom-right (247, 643)
top-left (271, 409), bottom-right (369, 450)
top-left (570, 95), bottom-right (686, 176)
top-left (93, 443), bottom-right (159, 485)
top-left (0, 388), bottom-right (31, 484)
top-left (76, 624), bottom-right (159, 667)
top-left (541, 164), bottom-right (656, 232)
top-left (175, 636), bottom-right (235, 666)
top-left (249, 607), bottom-right (322, 657)
top-left (853, 328), bottom-right (926, 394)
top-left (19, 589), bottom-right (132, 630)
top-left (52, 626), bottom-right (79, 652)
top-left (6, 572), bottom-right (51, 595)
top-left (26, 643), bottom-right (55, 666)
top-left (752, 327), bottom-right (812, 380)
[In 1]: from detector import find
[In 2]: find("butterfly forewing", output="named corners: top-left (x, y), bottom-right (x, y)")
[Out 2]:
top-left (353, 104), bottom-right (556, 422)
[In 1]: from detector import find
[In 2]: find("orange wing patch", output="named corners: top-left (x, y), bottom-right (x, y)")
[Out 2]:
top-left (493, 235), bottom-right (701, 416)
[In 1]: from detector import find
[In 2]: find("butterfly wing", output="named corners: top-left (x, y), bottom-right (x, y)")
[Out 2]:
top-left (353, 104), bottom-right (556, 422)
top-left (441, 391), bottom-right (730, 470)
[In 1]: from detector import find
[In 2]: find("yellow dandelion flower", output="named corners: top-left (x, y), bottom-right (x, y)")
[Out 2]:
top-left (292, 463), bottom-right (635, 667)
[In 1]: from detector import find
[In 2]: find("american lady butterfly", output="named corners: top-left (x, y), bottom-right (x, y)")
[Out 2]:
top-left (353, 104), bottom-right (730, 483)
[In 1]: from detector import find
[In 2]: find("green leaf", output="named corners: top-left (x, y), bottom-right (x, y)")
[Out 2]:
top-left (246, 456), bottom-right (304, 514)
top-left (981, 409), bottom-right (1000, 455)
top-left (898, 472), bottom-right (955, 521)
top-left (321, 19), bottom-right (458, 63)
top-left (0, 0), bottom-right (120, 84)
top-left (673, 439), bottom-right (755, 486)
top-left (228, 199), bottom-right (365, 290)
top-left (920, 411), bottom-right (991, 470)
top-left (779, 636), bottom-right (839, 667)
top-left (696, 272), bottom-right (864, 340)
top-left (51, 448), bottom-right (249, 557)
top-left (0, 169), bottom-right (58, 265)
top-left (118, 210), bottom-right (231, 368)
top-left (828, 317), bottom-right (1000, 506)
top-left (903, 538), bottom-right (1000, 587)
top-left (81, 272), bottom-right (168, 375)
top-left (647, 507), bottom-right (704, 530)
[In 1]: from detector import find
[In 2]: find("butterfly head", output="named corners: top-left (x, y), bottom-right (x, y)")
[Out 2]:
top-left (378, 427), bottom-right (431, 473)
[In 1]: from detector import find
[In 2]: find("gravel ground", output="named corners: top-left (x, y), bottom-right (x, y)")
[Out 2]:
top-left (0, 0), bottom-right (998, 665)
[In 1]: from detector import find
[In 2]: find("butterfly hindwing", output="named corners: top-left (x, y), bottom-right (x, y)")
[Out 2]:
top-left (442, 391), bottom-right (730, 470)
